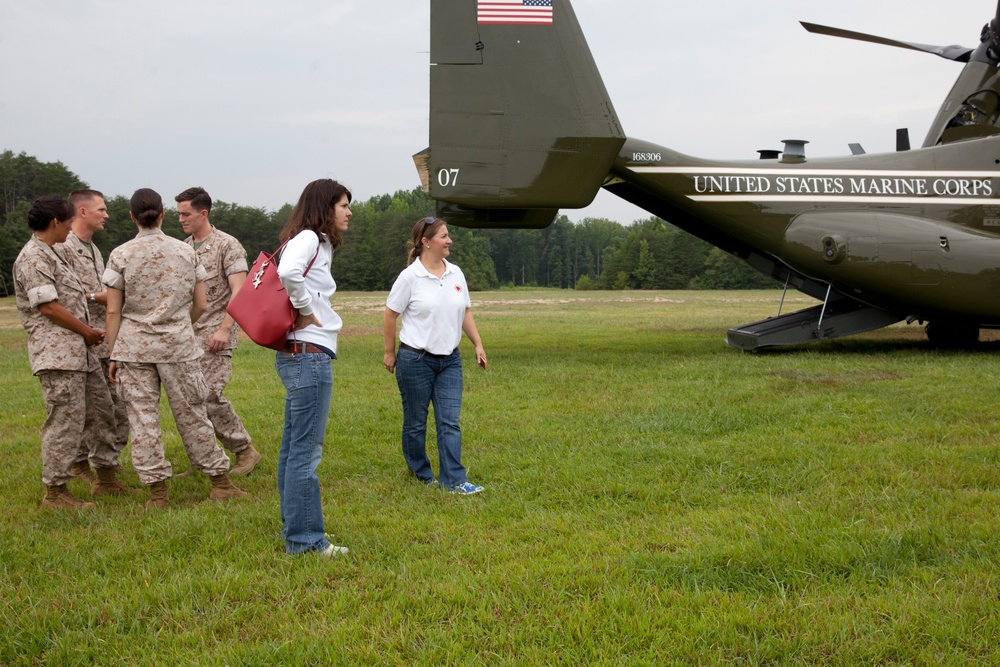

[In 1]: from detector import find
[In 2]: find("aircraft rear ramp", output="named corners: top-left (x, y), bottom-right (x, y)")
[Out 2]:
top-left (726, 301), bottom-right (902, 350)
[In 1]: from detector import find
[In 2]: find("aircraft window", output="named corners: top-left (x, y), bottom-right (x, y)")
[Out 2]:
top-left (946, 89), bottom-right (1000, 128)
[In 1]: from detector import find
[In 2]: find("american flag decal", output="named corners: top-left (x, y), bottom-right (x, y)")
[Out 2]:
top-left (477, 0), bottom-right (553, 25)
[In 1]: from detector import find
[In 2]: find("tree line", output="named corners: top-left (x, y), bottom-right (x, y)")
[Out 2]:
top-left (0, 150), bottom-right (777, 295)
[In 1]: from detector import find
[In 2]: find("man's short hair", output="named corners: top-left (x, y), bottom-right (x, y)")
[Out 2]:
top-left (175, 186), bottom-right (212, 213)
top-left (68, 188), bottom-right (105, 208)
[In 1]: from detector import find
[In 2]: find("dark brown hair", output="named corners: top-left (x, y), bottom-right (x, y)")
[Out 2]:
top-left (129, 188), bottom-right (164, 228)
top-left (175, 186), bottom-right (212, 213)
top-left (279, 179), bottom-right (352, 249)
top-left (407, 216), bottom-right (447, 264)
top-left (27, 195), bottom-right (73, 231)
top-left (68, 189), bottom-right (105, 209)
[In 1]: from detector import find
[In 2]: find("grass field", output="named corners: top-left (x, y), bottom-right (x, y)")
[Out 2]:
top-left (1, 289), bottom-right (999, 665)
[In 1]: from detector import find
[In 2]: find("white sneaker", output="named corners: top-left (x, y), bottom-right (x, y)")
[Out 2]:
top-left (319, 543), bottom-right (349, 557)
top-left (319, 534), bottom-right (348, 556)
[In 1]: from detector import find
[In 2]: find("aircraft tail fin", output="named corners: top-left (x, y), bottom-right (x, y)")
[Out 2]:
top-left (417, 0), bottom-right (625, 228)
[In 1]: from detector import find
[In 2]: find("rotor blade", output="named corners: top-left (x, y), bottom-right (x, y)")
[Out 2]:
top-left (994, 0), bottom-right (1000, 53)
top-left (801, 21), bottom-right (972, 62)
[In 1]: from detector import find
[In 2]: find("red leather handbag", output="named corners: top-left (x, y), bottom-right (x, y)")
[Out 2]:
top-left (227, 241), bottom-right (317, 350)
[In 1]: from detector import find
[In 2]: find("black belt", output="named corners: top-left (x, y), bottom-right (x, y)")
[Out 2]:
top-left (399, 342), bottom-right (451, 359)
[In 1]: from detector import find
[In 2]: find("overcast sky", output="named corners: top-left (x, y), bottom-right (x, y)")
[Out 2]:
top-left (0, 1), bottom-right (992, 224)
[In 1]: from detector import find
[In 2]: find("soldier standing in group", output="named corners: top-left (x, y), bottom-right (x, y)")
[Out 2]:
top-left (13, 195), bottom-right (132, 509)
top-left (104, 188), bottom-right (246, 508)
top-left (175, 187), bottom-right (261, 476)
top-left (59, 189), bottom-right (131, 483)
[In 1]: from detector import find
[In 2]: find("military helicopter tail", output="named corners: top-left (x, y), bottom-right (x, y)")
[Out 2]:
top-left (414, 0), bottom-right (625, 228)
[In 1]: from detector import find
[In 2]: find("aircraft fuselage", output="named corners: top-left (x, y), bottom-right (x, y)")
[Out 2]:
top-left (607, 136), bottom-right (1000, 324)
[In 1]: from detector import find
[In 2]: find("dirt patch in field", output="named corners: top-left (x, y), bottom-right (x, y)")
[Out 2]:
top-left (0, 305), bottom-right (21, 331)
top-left (340, 324), bottom-right (380, 338)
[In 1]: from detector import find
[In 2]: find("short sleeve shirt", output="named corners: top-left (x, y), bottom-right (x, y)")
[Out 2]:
top-left (103, 228), bottom-right (208, 363)
top-left (184, 227), bottom-right (248, 353)
top-left (386, 258), bottom-right (471, 355)
top-left (13, 235), bottom-right (98, 375)
top-left (59, 230), bottom-right (110, 358)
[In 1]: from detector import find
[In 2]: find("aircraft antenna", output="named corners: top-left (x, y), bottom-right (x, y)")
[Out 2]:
top-left (896, 128), bottom-right (911, 151)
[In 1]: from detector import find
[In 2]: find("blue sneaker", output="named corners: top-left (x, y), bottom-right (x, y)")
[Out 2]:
top-left (448, 481), bottom-right (484, 495)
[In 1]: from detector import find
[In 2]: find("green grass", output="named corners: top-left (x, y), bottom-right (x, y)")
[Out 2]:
top-left (2, 290), bottom-right (1000, 665)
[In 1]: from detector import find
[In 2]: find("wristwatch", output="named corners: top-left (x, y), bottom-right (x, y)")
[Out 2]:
top-left (88, 293), bottom-right (96, 303)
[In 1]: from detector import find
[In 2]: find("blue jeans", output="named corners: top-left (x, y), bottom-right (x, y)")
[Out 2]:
top-left (395, 346), bottom-right (467, 487)
top-left (275, 351), bottom-right (333, 554)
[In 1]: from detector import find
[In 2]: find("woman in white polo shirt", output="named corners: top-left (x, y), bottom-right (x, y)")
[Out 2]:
top-left (382, 217), bottom-right (487, 494)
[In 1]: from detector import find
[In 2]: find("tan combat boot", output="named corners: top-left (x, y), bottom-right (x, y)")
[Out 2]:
top-left (91, 466), bottom-right (138, 496)
top-left (69, 460), bottom-right (96, 483)
top-left (41, 484), bottom-right (95, 510)
top-left (229, 445), bottom-right (262, 476)
top-left (145, 481), bottom-right (169, 509)
top-left (209, 473), bottom-right (248, 501)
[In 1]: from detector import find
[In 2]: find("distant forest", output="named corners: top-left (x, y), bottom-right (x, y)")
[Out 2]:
top-left (0, 150), bottom-right (778, 295)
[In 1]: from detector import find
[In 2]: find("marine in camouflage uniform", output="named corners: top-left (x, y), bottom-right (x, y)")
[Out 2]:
top-left (60, 214), bottom-right (130, 465)
top-left (103, 227), bottom-right (231, 487)
top-left (13, 200), bottom-right (123, 509)
top-left (179, 197), bottom-right (260, 475)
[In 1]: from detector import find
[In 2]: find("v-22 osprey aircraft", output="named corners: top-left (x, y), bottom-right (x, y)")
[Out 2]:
top-left (414, 0), bottom-right (1000, 349)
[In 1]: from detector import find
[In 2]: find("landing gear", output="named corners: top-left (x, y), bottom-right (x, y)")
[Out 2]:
top-left (924, 322), bottom-right (980, 347)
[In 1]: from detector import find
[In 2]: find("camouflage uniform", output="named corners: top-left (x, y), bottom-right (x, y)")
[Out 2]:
top-left (185, 227), bottom-right (253, 454)
top-left (103, 228), bottom-right (230, 485)
top-left (59, 230), bottom-right (130, 457)
top-left (13, 235), bottom-right (119, 486)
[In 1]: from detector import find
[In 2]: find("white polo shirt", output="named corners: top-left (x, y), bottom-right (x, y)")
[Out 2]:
top-left (386, 258), bottom-right (471, 355)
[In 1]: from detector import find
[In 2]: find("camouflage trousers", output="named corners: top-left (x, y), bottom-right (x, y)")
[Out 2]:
top-left (116, 359), bottom-right (230, 485)
top-left (94, 357), bottom-right (129, 459)
top-left (37, 368), bottom-right (118, 486)
top-left (200, 352), bottom-right (252, 454)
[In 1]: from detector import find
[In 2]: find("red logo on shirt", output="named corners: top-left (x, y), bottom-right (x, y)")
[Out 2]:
top-left (455, 285), bottom-right (462, 292)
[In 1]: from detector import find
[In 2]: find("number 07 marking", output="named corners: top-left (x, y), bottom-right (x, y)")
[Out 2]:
top-left (437, 168), bottom-right (459, 187)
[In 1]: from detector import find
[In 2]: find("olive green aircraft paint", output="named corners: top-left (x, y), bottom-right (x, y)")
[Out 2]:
top-left (417, 0), bottom-right (1000, 349)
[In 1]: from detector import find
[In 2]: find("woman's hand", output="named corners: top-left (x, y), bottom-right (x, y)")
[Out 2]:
top-left (383, 308), bottom-right (401, 373)
top-left (82, 326), bottom-right (106, 347)
top-left (462, 309), bottom-right (486, 370)
top-left (293, 312), bottom-right (321, 330)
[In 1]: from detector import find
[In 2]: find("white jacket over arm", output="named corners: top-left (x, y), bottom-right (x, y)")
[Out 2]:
top-left (277, 230), bottom-right (342, 353)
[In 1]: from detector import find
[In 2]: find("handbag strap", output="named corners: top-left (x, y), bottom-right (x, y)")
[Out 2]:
top-left (304, 245), bottom-right (319, 276)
